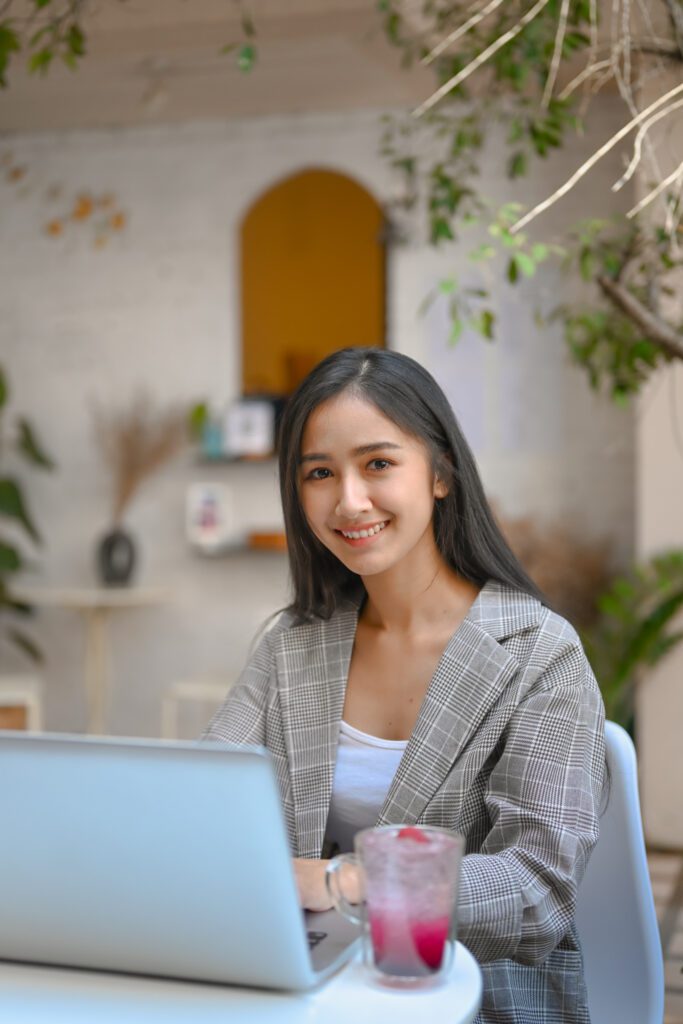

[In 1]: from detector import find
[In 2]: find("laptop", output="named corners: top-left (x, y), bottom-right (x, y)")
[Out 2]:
top-left (0, 731), bottom-right (360, 990)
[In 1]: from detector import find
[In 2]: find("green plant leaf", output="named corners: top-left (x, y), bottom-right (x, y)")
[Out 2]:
top-left (66, 23), bottom-right (85, 57)
top-left (515, 251), bottom-right (536, 277)
top-left (0, 541), bottom-right (21, 572)
top-left (0, 23), bottom-right (21, 87)
top-left (469, 243), bottom-right (496, 262)
top-left (17, 418), bottom-right (54, 469)
top-left (188, 401), bottom-right (209, 441)
top-left (237, 43), bottom-right (256, 72)
top-left (471, 310), bottom-right (495, 339)
top-left (6, 627), bottom-right (43, 664)
top-left (0, 366), bottom-right (6, 409)
top-left (508, 152), bottom-right (527, 179)
top-left (28, 48), bottom-right (53, 75)
top-left (449, 316), bottom-right (463, 344)
top-left (0, 478), bottom-right (41, 544)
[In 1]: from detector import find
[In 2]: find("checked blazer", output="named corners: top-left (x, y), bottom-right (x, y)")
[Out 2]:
top-left (205, 580), bottom-right (605, 1024)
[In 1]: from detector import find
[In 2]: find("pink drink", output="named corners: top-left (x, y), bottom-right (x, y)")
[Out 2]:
top-left (369, 910), bottom-right (451, 977)
top-left (326, 825), bottom-right (463, 987)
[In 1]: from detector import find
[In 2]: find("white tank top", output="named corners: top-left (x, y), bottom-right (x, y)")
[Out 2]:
top-left (325, 720), bottom-right (408, 854)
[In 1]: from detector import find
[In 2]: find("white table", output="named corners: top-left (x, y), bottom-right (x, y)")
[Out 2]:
top-left (12, 586), bottom-right (169, 735)
top-left (0, 944), bottom-right (482, 1024)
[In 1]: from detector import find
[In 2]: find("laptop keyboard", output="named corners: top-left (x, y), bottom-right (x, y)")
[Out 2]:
top-left (307, 930), bottom-right (327, 949)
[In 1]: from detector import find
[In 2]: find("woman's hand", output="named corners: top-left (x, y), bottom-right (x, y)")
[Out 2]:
top-left (293, 858), bottom-right (333, 911)
top-left (293, 857), bottom-right (362, 911)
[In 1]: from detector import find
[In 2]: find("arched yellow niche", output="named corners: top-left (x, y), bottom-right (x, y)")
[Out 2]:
top-left (240, 168), bottom-right (386, 396)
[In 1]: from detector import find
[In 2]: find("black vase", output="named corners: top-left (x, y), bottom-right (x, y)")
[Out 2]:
top-left (97, 527), bottom-right (136, 586)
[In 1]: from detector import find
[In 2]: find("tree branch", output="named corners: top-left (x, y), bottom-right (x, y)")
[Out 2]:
top-left (422, 0), bottom-right (506, 66)
top-left (598, 275), bottom-right (683, 359)
top-left (413, 0), bottom-right (552, 119)
top-left (511, 79), bottom-right (683, 233)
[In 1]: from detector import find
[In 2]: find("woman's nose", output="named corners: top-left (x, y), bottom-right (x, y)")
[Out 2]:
top-left (335, 475), bottom-right (372, 519)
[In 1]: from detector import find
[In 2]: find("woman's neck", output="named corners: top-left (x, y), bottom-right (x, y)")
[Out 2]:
top-left (360, 557), bottom-right (481, 637)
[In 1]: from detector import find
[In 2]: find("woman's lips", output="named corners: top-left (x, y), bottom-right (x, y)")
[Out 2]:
top-left (334, 520), bottom-right (389, 547)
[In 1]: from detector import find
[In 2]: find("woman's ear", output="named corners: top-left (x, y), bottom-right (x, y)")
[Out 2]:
top-left (433, 477), bottom-right (448, 499)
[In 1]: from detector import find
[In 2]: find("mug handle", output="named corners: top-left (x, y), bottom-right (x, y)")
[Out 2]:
top-left (325, 854), bottom-right (364, 925)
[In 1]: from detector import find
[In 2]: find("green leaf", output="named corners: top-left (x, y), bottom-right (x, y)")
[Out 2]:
top-left (431, 217), bottom-right (454, 244)
top-left (515, 251), bottom-right (536, 277)
top-left (579, 247), bottom-right (594, 281)
top-left (448, 316), bottom-right (463, 345)
top-left (188, 402), bottom-right (209, 441)
top-left (438, 278), bottom-right (457, 294)
top-left (67, 23), bottom-right (85, 57)
top-left (0, 478), bottom-right (41, 544)
top-left (531, 243), bottom-right (549, 262)
top-left (508, 152), bottom-right (527, 179)
top-left (472, 310), bottom-right (495, 340)
top-left (507, 256), bottom-right (519, 283)
top-left (33, 0), bottom-right (52, 8)
top-left (16, 418), bottom-right (54, 470)
top-left (0, 366), bottom-right (7, 409)
top-left (241, 13), bottom-right (256, 38)
top-left (28, 48), bottom-right (53, 75)
top-left (0, 541), bottom-right (20, 572)
top-left (0, 23), bottom-right (21, 86)
top-left (237, 43), bottom-right (256, 72)
top-left (6, 627), bottom-right (43, 664)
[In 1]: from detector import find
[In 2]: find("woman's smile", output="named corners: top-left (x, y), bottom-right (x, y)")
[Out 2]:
top-left (334, 519), bottom-right (390, 545)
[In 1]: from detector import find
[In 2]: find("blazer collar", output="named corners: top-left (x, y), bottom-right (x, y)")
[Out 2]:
top-left (274, 581), bottom-right (542, 855)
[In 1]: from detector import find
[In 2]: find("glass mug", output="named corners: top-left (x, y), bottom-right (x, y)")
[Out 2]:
top-left (325, 824), bottom-right (464, 987)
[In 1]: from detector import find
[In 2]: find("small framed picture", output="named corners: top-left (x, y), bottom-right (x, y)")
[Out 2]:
top-left (223, 400), bottom-right (275, 459)
top-left (186, 483), bottom-right (241, 553)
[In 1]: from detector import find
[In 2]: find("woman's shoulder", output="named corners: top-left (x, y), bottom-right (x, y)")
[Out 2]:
top-left (482, 580), bottom-right (598, 694)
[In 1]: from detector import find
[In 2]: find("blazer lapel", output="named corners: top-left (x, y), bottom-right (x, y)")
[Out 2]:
top-left (274, 604), bottom-right (358, 858)
top-left (377, 581), bottom-right (541, 826)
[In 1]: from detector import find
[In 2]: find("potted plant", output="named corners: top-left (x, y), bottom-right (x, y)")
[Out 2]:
top-left (93, 394), bottom-right (186, 585)
top-left (0, 365), bottom-right (55, 662)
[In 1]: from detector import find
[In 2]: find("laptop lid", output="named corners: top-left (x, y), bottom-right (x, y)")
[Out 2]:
top-left (0, 731), bottom-right (358, 990)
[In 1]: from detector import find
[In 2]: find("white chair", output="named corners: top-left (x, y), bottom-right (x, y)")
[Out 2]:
top-left (575, 720), bottom-right (664, 1024)
top-left (161, 677), bottom-right (233, 739)
top-left (0, 675), bottom-right (44, 730)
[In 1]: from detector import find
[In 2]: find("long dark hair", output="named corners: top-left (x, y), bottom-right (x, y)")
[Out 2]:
top-left (278, 347), bottom-right (545, 620)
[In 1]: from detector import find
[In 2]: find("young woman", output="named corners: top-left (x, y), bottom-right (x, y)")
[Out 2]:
top-left (205, 347), bottom-right (605, 1024)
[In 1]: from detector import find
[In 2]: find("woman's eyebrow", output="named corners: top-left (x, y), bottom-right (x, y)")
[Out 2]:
top-left (299, 442), bottom-right (402, 464)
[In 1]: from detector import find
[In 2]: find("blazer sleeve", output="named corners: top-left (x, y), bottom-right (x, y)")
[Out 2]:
top-left (456, 634), bottom-right (606, 966)
top-left (201, 619), bottom-right (280, 746)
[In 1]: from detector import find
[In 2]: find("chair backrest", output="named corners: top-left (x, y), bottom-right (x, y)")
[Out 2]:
top-left (575, 720), bottom-right (664, 1024)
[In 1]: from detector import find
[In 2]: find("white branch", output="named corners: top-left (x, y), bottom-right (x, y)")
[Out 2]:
top-left (510, 80), bottom-right (683, 233)
top-left (412, 0), bottom-right (552, 120)
top-left (622, 0), bottom-right (632, 86)
top-left (559, 57), bottom-right (613, 100)
top-left (613, 96), bottom-right (683, 191)
top-left (627, 160), bottom-right (683, 218)
top-left (542, 0), bottom-right (571, 107)
top-left (422, 0), bottom-right (506, 66)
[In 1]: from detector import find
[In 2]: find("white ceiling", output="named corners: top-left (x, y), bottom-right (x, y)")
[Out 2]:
top-left (0, 0), bottom-right (433, 134)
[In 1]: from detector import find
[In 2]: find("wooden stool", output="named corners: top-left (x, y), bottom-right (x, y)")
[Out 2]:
top-left (161, 678), bottom-right (232, 739)
top-left (0, 676), bottom-right (44, 731)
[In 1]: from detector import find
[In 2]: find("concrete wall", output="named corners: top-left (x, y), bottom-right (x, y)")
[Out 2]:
top-left (0, 101), bottom-right (634, 737)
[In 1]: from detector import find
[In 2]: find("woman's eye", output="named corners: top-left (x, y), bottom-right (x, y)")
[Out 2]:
top-left (305, 467), bottom-right (331, 481)
top-left (369, 459), bottom-right (392, 472)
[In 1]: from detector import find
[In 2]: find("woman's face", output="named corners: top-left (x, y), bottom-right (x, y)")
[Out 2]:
top-left (298, 391), bottom-right (447, 579)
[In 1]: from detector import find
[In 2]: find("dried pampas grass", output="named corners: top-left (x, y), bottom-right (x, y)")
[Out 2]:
top-left (94, 394), bottom-right (187, 524)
